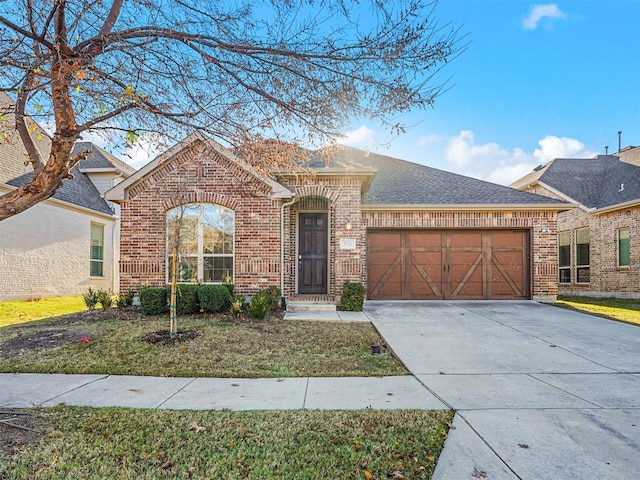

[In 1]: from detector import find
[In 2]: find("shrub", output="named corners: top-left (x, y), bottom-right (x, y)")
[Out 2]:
top-left (82, 287), bottom-right (99, 310)
top-left (261, 286), bottom-right (282, 310)
top-left (198, 285), bottom-right (232, 313)
top-left (222, 277), bottom-right (235, 297)
top-left (249, 291), bottom-right (271, 319)
top-left (173, 284), bottom-right (200, 315)
top-left (139, 287), bottom-right (168, 315)
top-left (116, 289), bottom-right (135, 309)
top-left (96, 289), bottom-right (113, 310)
top-left (230, 294), bottom-right (247, 317)
top-left (341, 282), bottom-right (366, 311)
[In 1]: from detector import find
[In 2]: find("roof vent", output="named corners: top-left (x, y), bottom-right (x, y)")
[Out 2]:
top-left (533, 164), bottom-right (544, 172)
top-left (618, 183), bottom-right (624, 192)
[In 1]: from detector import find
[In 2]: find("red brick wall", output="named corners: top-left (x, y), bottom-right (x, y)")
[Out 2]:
top-left (119, 141), bottom-right (281, 294)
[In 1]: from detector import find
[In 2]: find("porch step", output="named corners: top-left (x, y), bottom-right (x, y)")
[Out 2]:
top-left (286, 301), bottom-right (337, 313)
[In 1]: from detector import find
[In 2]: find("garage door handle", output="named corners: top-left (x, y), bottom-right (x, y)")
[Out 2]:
top-left (443, 265), bottom-right (450, 273)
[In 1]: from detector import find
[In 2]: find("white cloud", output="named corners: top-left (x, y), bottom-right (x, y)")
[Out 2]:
top-left (522, 4), bottom-right (566, 30)
top-left (337, 125), bottom-right (377, 148)
top-left (441, 131), bottom-right (597, 185)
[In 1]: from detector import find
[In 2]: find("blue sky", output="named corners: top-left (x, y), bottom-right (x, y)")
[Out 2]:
top-left (338, 1), bottom-right (640, 185)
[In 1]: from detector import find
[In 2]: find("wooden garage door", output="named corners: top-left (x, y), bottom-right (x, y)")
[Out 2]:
top-left (367, 230), bottom-right (530, 300)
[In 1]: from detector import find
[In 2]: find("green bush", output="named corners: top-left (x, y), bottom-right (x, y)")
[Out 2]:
top-left (249, 292), bottom-right (271, 319)
top-left (116, 289), bottom-right (135, 309)
top-left (198, 285), bottom-right (232, 313)
top-left (82, 287), bottom-right (99, 310)
top-left (174, 284), bottom-right (200, 315)
top-left (139, 287), bottom-right (168, 315)
top-left (341, 281), bottom-right (366, 311)
top-left (96, 289), bottom-right (113, 310)
top-left (261, 286), bottom-right (282, 310)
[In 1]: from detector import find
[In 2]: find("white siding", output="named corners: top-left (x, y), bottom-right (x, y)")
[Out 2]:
top-left (0, 189), bottom-right (116, 300)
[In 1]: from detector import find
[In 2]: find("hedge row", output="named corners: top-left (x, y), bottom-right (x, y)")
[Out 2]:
top-left (139, 284), bottom-right (232, 315)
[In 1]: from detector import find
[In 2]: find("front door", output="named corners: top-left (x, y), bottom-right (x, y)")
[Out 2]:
top-left (298, 213), bottom-right (328, 294)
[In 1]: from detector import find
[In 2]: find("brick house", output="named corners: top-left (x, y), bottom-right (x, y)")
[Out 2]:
top-left (511, 147), bottom-right (640, 298)
top-left (106, 132), bottom-right (570, 304)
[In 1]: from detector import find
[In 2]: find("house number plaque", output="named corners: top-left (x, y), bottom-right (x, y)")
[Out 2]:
top-left (340, 238), bottom-right (356, 250)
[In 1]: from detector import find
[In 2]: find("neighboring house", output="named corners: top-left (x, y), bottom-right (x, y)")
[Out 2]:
top-left (106, 132), bottom-right (570, 304)
top-left (0, 92), bottom-right (135, 300)
top-left (511, 147), bottom-right (640, 298)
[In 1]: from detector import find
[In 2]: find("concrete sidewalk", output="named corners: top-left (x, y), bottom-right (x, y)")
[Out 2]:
top-left (0, 373), bottom-right (445, 411)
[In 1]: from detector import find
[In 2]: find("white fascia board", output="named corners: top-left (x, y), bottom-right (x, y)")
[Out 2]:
top-left (361, 203), bottom-right (576, 212)
top-left (593, 199), bottom-right (640, 215)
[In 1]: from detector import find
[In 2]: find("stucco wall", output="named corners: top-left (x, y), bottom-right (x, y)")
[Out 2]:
top-left (0, 189), bottom-right (115, 300)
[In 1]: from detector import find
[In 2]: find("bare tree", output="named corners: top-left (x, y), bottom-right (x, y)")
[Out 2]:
top-left (0, 0), bottom-right (464, 220)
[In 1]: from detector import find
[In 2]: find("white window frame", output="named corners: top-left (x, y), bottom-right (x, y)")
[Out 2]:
top-left (166, 204), bottom-right (234, 284)
top-left (90, 222), bottom-right (105, 277)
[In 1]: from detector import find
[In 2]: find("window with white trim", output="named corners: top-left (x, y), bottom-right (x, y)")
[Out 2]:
top-left (90, 223), bottom-right (104, 277)
top-left (618, 228), bottom-right (630, 268)
top-left (166, 204), bottom-right (234, 283)
top-left (558, 231), bottom-right (571, 283)
top-left (575, 228), bottom-right (590, 283)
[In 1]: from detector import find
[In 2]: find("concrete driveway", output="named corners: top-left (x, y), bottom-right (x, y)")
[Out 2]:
top-left (365, 301), bottom-right (640, 480)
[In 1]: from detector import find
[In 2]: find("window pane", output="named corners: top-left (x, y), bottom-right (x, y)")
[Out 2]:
top-left (619, 228), bottom-right (630, 267)
top-left (559, 268), bottom-right (571, 284)
top-left (577, 267), bottom-right (590, 283)
top-left (202, 206), bottom-right (234, 254)
top-left (167, 205), bottom-right (199, 254)
top-left (90, 224), bottom-right (104, 276)
top-left (576, 228), bottom-right (590, 266)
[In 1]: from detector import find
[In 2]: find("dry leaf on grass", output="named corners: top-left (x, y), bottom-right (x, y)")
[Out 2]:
top-left (189, 422), bottom-right (206, 432)
top-left (472, 468), bottom-right (487, 478)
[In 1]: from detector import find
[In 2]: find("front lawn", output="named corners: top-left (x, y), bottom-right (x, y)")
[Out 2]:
top-left (0, 407), bottom-right (453, 479)
top-left (0, 296), bottom-right (86, 328)
top-left (0, 309), bottom-right (407, 378)
top-left (555, 295), bottom-right (640, 326)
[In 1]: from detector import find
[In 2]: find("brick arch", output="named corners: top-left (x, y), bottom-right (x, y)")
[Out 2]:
top-left (161, 192), bottom-right (239, 212)
top-left (294, 185), bottom-right (341, 203)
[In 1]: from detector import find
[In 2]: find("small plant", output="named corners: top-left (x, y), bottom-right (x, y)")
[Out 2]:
top-left (82, 287), bottom-right (99, 310)
top-left (249, 291), bottom-right (271, 319)
top-left (222, 276), bottom-right (234, 297)
top-left (96, 289), bottom-right (113, 309)
top-left (139, 287), bottom-right (169, 315)
top-left (198, 285), bottom-right (232, 313)
top-left (261, 286), bottom-right (282, 310)
top-left (116, 289), bottom-right (135, 309)
top-left (341, 281), bottom-right (366, 311)
top-left (230, 294), bottom-right (247, 317)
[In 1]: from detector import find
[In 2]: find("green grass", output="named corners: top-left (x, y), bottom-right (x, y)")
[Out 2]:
top-left (0, 296), bottom-right (86, 327)
top-left (0, 311), bottom-right (408, 378)
top-left (1, 407), bottom-right (453, 479)
top-left (555, 295), bottom-right (640, 326)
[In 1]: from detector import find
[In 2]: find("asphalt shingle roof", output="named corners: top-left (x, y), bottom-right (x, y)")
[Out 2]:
top-left (535, 155), bottom-right (640, 209)
top-left (73, 141), bottom-right (136, 176)
top-left (319, 146), bottom-right (568, 206)
top-left (1, 93), bottom-right (114, 216)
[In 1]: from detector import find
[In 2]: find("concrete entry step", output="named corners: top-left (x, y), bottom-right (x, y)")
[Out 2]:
top-left (286, 302), bottom-right (336, 312)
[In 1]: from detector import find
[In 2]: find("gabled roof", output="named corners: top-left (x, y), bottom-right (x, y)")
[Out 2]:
top-left (512, 154), bottom-right (640, 211)
top-left (0, 92), bottom-right (114, 216)
top-left (324, 146), bottom-right (571, 210)
top-left (73, 141), bottom-right (136, 176)
top-left (105, 131), bottom-right (292, 202)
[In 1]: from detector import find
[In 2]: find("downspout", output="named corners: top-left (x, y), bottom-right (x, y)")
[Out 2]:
top-left (280, 196), bottom-right (296, 309)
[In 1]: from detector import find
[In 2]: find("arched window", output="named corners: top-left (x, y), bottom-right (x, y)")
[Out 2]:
top-left (166, 204), bottom-right (234, 283)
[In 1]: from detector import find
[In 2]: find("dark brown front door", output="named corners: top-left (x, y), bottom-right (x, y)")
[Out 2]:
top-left (298, 213), bottom-right (328, 294)
top-left (367, 229), bottom-right (530, 300)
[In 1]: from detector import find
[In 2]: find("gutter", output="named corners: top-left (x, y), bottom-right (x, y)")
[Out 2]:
top-left (280, 196), bottom-right (296, 306)
top-left (360, 203), bottom-right (575, 212)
